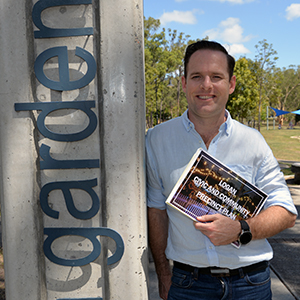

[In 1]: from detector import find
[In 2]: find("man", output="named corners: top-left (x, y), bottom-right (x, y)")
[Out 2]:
top-left (146, 41), bottom-right (297, 300)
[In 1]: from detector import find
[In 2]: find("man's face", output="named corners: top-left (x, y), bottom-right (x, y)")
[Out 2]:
top-left (182, 49), bottom-right (236, 122)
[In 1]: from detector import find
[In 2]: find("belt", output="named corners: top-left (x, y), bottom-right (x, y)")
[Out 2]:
top-left (173, 261), bottom-right (269, 277)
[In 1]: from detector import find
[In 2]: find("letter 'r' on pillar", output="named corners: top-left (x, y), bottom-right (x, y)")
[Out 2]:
top-left (39, 144), bottom-right (100, 169)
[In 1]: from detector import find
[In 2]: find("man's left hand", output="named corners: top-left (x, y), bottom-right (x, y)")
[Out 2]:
top-left (194, 214), bottom-right (241, 246)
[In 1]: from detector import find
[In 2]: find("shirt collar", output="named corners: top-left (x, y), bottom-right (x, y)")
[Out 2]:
top-left (182, 109), bottom-right (233, 136)
top-left (182, 110), bottom-right (194, 132)
top-left (221, 110), bottom-right (233, 136)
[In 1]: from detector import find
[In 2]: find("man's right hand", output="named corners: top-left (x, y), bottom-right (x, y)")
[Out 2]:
top-left (158, 273), bottom-right (172, 300)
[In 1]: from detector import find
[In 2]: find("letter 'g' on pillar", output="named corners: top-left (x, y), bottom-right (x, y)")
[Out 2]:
top-left (43, 227), bottom-right (124, 266)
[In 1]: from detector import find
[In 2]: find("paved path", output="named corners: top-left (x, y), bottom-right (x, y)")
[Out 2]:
top-left (268, 183), bottom-right (300, 300)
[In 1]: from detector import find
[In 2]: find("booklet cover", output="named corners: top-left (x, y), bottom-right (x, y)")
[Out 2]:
top-left (166, 148), bottom-right (268, 223)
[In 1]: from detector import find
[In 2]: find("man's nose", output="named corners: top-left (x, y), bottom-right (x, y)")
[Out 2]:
top-left (201, 76), bottom-right (212, 89)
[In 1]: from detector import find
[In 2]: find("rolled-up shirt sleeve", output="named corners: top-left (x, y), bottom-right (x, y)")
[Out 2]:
top-left (146, 129), bottom-right (167, 210)
top-left (256, 151), bottom-right (298, 216)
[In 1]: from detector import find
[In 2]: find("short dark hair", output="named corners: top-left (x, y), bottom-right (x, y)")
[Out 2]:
top-left (184, 40), bottom-right (235, 80)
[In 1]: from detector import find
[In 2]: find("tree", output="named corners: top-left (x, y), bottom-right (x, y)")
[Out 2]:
top-left (144, 17), bottom-right (168, 128)
top-left (164, 30), bottom-right (196, 118)
top-left (264, 67), bottom-right (283, 108)
top-left (144, 17), bottom-right (192, 128)
top-left (278, 66), bottom-right (300, 112)
top-left (254, 39), bottom-right (278, 131)
top-left (227, 57), bottom-right (259, 123)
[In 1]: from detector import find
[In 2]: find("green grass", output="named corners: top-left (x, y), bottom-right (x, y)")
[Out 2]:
top-left (260, 124), bottom-right (300, 161)
top-left (281, 167), bottom-right (294, 176)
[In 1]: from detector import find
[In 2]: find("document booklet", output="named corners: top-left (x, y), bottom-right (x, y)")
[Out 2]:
top-left (166, 148), bottom-right (268, 223)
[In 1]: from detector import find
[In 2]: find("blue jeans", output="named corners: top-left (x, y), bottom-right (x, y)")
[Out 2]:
top-left (168, 265), bottom-right (271, 300)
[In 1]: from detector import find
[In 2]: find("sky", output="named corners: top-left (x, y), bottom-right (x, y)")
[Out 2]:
top-left (143, 0), bottom-right (300, 69)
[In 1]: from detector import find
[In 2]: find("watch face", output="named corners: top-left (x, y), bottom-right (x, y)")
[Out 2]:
top-left (240, 231), bottom-right (252, 245)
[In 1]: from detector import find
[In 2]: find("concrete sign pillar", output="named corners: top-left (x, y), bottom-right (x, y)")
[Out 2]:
top-left (0, 0), bottom-right (147, 299)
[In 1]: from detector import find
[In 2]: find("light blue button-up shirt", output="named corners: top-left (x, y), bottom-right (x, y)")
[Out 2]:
top-left (146, 110), bottom-right (297, 269)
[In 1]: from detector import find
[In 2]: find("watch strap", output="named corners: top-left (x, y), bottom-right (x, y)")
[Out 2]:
top-left (239, 220), bottom-right (250, 232)
top-left (238, 220), bottom-right (252, 245)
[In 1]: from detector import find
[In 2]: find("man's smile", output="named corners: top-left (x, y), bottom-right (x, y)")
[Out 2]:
top-left (196, 95), bottom-right (215, 100)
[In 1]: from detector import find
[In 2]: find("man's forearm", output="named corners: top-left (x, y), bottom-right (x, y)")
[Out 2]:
top-left (148, 207), bottom-right (172, 300)
top-left (248, 205), bottom-right (297, 240)
top-left (195, 205), bottom-right (297, 246)
top-left (148, 207), bottom-right (171, 275)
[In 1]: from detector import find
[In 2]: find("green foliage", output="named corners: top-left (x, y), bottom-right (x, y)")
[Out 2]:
top-left (144, 17), bottom-right (193, 128)
top-left (254, 39), bottom-right (279, 131)
top-left (228, 57), bottom-right (259, 121)
top-left (278, 66), bottom-right (300, 112)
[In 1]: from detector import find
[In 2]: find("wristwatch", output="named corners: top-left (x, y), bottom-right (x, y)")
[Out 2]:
top-left (238, 220), bottom-right (252, 245)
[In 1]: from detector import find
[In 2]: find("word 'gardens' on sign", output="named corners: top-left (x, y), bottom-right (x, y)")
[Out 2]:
top-left (14, 1), bottom-right (124, 298)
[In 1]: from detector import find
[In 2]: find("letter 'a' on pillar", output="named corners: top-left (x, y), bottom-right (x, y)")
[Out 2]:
top-left (40, 179), bottom-right (100, 219)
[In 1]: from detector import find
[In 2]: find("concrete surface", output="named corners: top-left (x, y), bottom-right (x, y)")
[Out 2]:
top-left (268, 183), bottom-right (300, 300)
top-left (1, 0), bottom-right (147, 298)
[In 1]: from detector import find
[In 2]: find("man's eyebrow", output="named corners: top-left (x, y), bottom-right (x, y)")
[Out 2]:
top-left (211, 70), bottom-right (226, 75)
top-left (189, 71), bottom-right (226, 77)
top-left (189, 72), bottom-right (201, 76)
top-left (212, 72), bottom-right (226, 76)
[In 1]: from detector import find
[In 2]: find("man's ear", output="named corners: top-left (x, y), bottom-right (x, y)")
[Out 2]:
top-left (181, 76), bottom-right (187, 93)
top-left (229, 75), bottom-right (236, 95)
